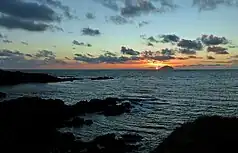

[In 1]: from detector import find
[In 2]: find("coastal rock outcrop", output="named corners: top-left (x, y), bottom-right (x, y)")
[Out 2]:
top-left (151, 116), bottom-right (238, 153)
top-left (0, 92), bottom-right (6, 98)
top-left (0, 69), bottom-right (78, 86)
top-left (0, 97), bottom-right (138, 153)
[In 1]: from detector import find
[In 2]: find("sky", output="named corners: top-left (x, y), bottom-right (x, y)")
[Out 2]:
top-left (0, 0), bottom-right (238, 69)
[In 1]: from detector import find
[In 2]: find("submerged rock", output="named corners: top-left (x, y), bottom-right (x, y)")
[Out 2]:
top-left (151, 116), bottom-right (238, 153)
top-left (90, 76), bottom-right (114, 80)
top-left (0, 69), bottom-right (78, 86)
top-left (0, 92), bottom-right (6, 98)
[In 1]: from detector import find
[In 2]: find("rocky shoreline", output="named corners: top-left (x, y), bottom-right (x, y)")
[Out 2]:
top-left (1, 70), bottom-right (238, 153)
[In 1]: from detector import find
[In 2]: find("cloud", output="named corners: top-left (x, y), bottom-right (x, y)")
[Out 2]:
top-left (121, 46), bottom-right (140, 55)
top-left (107, 15), bottom-right (130, 25)
top-left (2, 39), bottom-right (12, 43)
top-left (147, 42), bottom-right (154, 46)
top-left (93, 0), bottom-right (119, 11)
top-left (140, 50), bottom-right (175, 61)
top-left (21, 41), bottom-right (28, 45)
top-left (0, 0), bottom-right (59, 22)
top-left (192, 0), bottom-right (238, 11)
top-left (207, 46), bottom-right (229, 54)
top-left (65, 57), bottom-right (71, 60)
top-left (207, 56), bottom-right (215, 60)
top-left (0, 15), bottom-right (50, 31)
top-left (159, 34), bottom-right (180, 43)
top-left (103, 50), bottom-right (117, 57)
top-left (161, 48), bottom-right (175, 56)
top-left (121, 0), bottom-right (157, 17)
top-left (86, 13), bottom-right (96, 19)
top-left (178, 39), bottom-right (203, 50)
top-left (231, 55), bottom-right (238, 58)
top-left (35, 50), bottom-right (55, 58)
top-left (0, 49), bottom-right (24, 57)
top-left (147, 36), bottom-right (159, 43)
top-left (74, 53), bottom-right (137, 64)
top-left (188, 55), bottom-right (201, 59)
top-left (200, 34), bottom-right (229, 46)
top-left (0, 49), bottom-right (66, 68)
top-left (138, 21), bottom-right (149, 27)
top-left (178, 48), bottom-right (197, 55)
top-left (81, 28), bottom-right (101, 36)
top-left (36, 0), bottom-right (75, 19)
top-left (72, 40), bottom-right (92, 47)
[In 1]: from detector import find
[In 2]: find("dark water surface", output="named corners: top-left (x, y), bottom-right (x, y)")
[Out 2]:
top-left (1, 69), bottom-right (238, 152)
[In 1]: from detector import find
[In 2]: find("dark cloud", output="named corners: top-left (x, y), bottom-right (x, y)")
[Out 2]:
top-left (178, 39), bottom-right (203, 50)
top-left (161, 48), bottom-right (175, 56)
top-left (192, 0), bottom-right (238, 11)
top-left (65, 57), bottom-right (71, 60)
top-left (200, 34), bottom-right (229, 46)
top-left (207, 46), bottom-right (229, 54)
top-left (72, 40), bottom-right (92, 47)
top-left (121, 46), bottom-right (140, 55)
top-left (159, 34), bottom-right (180, 43)
top-left (0, 33), bottom-right (6, 39)
top-left (2, 39), bottom-right (12, 43)
top-left (178, 48), bottom-right (197, 55)
top-left (73, 40), bottom-right (84, 46)
top-left (0, 0), bottom-right (59, 22)
top-left (21, 41), bottom-right (28, 45)
top-left (0, 15), bottom-right (49, 31)
top-left (86, 13), bottom-right (96, 19)
top-left (103, 50), bottom-right (117, 57)
top-left (147, 42), bottom-right (154, 46)
top-left (74, 53), bottom-right (137, 64)
top-left (121, 0), bottom-right (156, 17)
top-left (188, 55), bottom-right (201, 59)
top-left (140, 50), bottom-right (175, 61)
top-left (36, 0), bottom-right (74, 19)
top-left (93, 0), bottom-right (119, 11)
top-left (138, 21), bottom-right (149, 27)
top-left (0, 49), bottom-right (24, 57)
top-left (151, 55), bottom-right (175, 61)
top-left (147, 36), bottom-right (159, 43)
top-left (35, 50), bottom-right (55, 58)
top-left (107, 15), bottom-right (130, 25)
top-left (82, 28), bottom-right (101, 36)
top-left (207, 56), bottom-right (215, 60)
top-left (0, 49), bottom-right (66, 68)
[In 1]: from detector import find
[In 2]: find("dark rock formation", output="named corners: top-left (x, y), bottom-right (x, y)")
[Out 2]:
top-left (151, 116), bottom-right (238, 153)
top-left (0, 97), bottom-right (139, 153)
top-left (159, 66), bottom-right (174, 71)
top-left (0, 69), bottom-right (78, 86)
top-left (90, 76), bottom-right (114, 80)
top-left (0, 92), bottom-right (6, 98)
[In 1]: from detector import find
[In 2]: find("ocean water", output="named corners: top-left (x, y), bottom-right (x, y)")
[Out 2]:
top-left (1, 69), bottom-right (238, 152)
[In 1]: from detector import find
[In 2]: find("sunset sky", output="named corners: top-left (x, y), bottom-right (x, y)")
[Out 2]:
top-left (0, 0), bottom-right (238, 69)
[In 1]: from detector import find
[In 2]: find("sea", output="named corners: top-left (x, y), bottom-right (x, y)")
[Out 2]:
top-left (1, 69), bottom-right (238, 152)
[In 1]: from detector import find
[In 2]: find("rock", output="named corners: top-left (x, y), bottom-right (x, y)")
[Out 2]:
top-left (72, 97), bottom-right (130, 116)
top-left (121, 133), bottom-right (143, 143)
top-left (90, 76), bottom-right (114, 80)
top-left (0, 92), bottom-right (6, 98)
top-left (64, 117), bottom-right (93, 127)
top-left (103, 102), bottom-right (132, 116)
top-left (151, 116), bottom-right (238, 153)
top-left (0, 97), bottom-right (138, 153)
top-left (0, 69), bottom-right (78, 86)
top-left (159, 66), bottom-right (174, 71)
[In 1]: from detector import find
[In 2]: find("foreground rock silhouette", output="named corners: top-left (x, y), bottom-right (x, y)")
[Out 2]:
top-left (0, 92), bottom-right (6, 98)
top-left (151, 116), bottom-right (238, 153)
top-left (0, 69), bottom-right (78, 86)
top-left (0, 97), bottom-right (139, 153)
